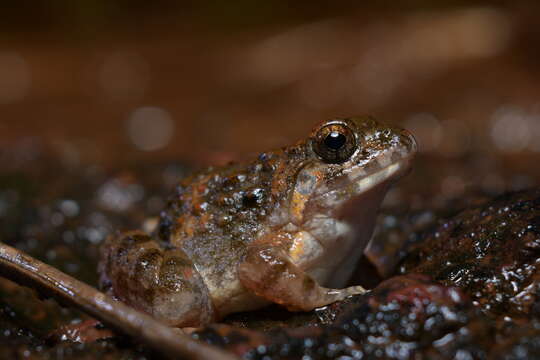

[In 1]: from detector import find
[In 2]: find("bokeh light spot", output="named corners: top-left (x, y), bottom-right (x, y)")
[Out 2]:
top-left (128, 106), bottom-right (174, 151)
top-left (490, 106), bottom-right (532, 152)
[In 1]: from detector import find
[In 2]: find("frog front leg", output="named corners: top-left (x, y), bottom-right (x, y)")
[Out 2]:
top-left (99, 231), bottom-right (215, 327)
top-left (237, 232), bottom-right (366, 312)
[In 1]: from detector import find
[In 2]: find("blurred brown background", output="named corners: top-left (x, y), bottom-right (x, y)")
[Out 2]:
top-left (1, 0), bottom-right (539, 194)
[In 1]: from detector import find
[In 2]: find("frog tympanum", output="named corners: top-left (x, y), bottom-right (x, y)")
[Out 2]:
top-left (99, 117), bottom-right (416, 327)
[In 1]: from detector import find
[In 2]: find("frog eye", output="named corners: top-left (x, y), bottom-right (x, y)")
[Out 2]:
top-left (313, 123), bottom-right (357, 164)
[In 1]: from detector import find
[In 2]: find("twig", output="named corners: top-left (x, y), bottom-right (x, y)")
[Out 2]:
top-left (0, 242), bottom-right (239, 360)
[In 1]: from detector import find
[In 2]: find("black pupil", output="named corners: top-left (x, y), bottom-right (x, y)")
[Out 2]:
top-left (324, 132), bottom-right (346, 150)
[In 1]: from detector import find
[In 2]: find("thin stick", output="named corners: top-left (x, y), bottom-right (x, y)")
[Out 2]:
top-left (0, 242), bottom-right (238, 360)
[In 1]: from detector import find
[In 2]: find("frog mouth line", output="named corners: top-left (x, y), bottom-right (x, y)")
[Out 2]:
top-left (312, 156), bottom-right (413, 202)
top-left (349, 157), bottom-right (411, 194)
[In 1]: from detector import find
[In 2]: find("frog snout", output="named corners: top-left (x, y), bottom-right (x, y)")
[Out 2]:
top-left (399, 128), bottom-right (418, 155)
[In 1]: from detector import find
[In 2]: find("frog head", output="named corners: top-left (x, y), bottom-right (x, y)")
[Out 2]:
top-left (270, 117), bottom-right (416, 286)
top-left (286, 116), bottom-right (416, 225)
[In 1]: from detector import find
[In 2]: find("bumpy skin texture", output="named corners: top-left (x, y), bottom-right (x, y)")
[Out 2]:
top-left (99, 117), bottom-right (416, 327)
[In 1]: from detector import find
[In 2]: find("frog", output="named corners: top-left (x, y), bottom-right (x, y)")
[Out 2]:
top-left (98, 116), bottom-right (417, 327)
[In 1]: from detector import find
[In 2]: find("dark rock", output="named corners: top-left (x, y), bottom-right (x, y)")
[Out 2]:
top-left (194, 275), bottom-right (494, 359)
top-left (400, 189), bottom-right (540, 319)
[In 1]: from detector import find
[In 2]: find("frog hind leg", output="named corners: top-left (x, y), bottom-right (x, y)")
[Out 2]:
top-left (237, 238), bottom-right (366, 312)
top-left (99, 231), bottom-right (215, 327)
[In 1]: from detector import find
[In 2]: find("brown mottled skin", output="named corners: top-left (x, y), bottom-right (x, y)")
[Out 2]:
top-left (99, 117), bottom-right (417, 327)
